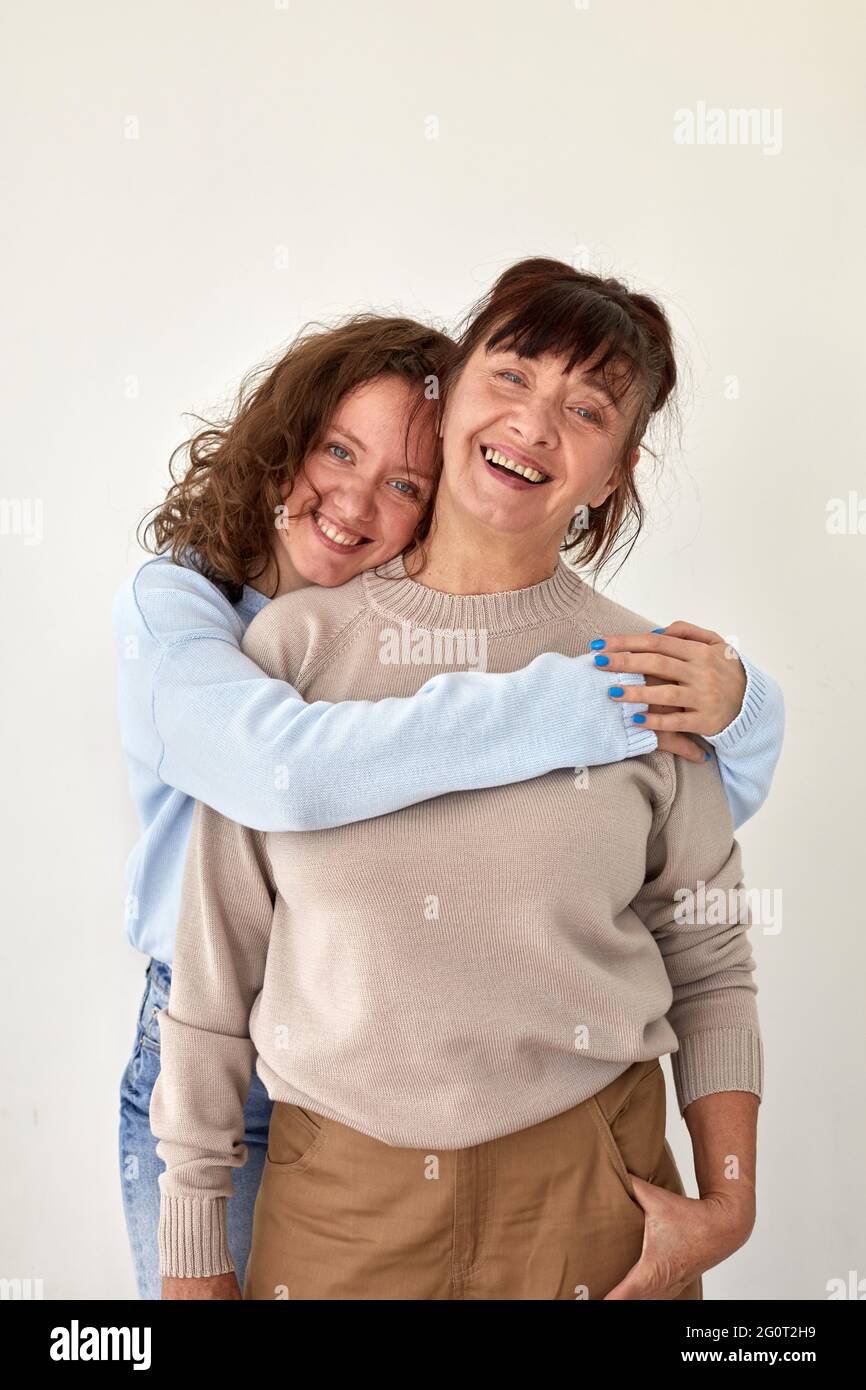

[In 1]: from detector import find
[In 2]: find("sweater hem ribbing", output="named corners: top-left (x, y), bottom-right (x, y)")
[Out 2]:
top-left (158, 1194), bottom-right (235, 1281)
top-left (671, 1028), bottom-right (764, 1116)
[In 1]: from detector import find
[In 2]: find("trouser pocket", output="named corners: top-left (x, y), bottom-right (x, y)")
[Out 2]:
top-left (586, 1059), bottom-right (666, 1204)
top-left (265, 1103), bottom-right (329, 1174)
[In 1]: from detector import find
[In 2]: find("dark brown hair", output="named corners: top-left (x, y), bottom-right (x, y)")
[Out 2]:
top-left (436, 256), bottom-right (679, 577)
top-left (138, 314), bottom-right (454, 602)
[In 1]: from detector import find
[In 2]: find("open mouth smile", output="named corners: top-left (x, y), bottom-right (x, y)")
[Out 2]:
top-left (310, 511), bottom-right (372, 551)
top-left (479, 445), bottom-right (551, 487)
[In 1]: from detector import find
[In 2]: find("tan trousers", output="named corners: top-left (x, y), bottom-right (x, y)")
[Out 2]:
top-left (243, 1057), bottom-right (703, 1300)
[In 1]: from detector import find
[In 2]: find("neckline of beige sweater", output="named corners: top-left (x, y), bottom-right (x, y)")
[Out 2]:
top-left (362, 550), bottom-right (597, 634)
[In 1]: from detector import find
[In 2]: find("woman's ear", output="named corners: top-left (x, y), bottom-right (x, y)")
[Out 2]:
top-left (587, 481), bottom-right (617, 507)
top-left (586, 448), bottom-right (640, 507)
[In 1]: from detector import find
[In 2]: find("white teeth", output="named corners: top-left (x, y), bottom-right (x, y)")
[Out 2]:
top-left (313, 513), bottom-right (364, 546)
top-left (483, 447), bottom-right (547, 484)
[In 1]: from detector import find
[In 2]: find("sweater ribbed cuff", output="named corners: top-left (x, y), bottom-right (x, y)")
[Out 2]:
top-left (704, 649), bottom-right (768, 754)
top-left (158, 1194), bottom-right (235, 1280)
top-left (670, 1027), bottom-right (764, 1116)
top-left (612, 670), bottom-right (658, 757)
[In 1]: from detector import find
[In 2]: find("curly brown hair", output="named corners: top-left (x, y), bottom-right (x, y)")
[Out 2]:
top-left (138, 313), bottom-right (455, 603)
top-left (438, 257), bottom-right (680, 579)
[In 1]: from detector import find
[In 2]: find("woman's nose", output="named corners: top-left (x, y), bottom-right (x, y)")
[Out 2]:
top-left (508, 399), bottom-right (557, 447)
top-left (326, 480), bottom-right (378, 528)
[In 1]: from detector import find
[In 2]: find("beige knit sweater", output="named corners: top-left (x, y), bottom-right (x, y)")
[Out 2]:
top-left (151, 553), bottom-right (763, 1278)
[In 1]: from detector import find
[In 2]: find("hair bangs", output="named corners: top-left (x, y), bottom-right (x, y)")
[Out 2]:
top-left (485, 288), bottom-right (644, 409)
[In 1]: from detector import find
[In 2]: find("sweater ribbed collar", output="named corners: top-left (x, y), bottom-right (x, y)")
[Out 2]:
top-left (362, 550), bottom-right (590, 634)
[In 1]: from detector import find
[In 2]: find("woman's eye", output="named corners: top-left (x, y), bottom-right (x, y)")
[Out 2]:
top-left (388, 478), bottom-right (419, 498)
top-left (494, 372), bottom-right (599, 424)
top-left (327, 443), bottom-right (352, 461)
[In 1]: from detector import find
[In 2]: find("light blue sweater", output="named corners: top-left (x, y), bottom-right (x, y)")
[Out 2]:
top-left (111, 550), bottom-right (785, 964)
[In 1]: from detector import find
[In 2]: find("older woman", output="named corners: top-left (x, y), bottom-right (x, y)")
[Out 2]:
top-left (149, 258), bottom-right (774, 1300)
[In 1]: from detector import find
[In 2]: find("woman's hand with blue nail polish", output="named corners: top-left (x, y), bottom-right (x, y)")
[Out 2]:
top-left (593, 619), bottom-right (746, 764)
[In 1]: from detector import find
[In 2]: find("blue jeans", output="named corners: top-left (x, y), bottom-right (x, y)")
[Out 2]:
top-left (117, 957), bottom-right (274, 1299)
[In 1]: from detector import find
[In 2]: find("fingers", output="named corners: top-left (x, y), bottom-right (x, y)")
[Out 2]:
top-left (656, 731), bottom-right (707, 763)
top-left (589, 625), bottom-right (721, 662)
top-left (650, 619), bottom-right (721, 645)
top-left (605, 682), bottom-right (693, 708)
top-left (605, 682), bottom-right (718, 740)
top-left (592, 649), bottom-right (698, 681)
top-left (632, 711), bottom-right (713, 734)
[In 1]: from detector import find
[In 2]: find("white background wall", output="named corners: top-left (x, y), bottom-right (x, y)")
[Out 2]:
top-left (2, 0), bottom-right (863, 1300)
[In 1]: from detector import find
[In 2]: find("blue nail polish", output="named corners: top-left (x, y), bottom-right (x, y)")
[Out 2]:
top-left (594, 654), bottom-right (609, 666)
top-left (651, 627), bottom-right (666, 634)
top-left (590, 639), bottom-right (606, 649)
top-left (608, 686), bottom-right (624, 697)
top-left (632, 714), bottom-right (646, 723)
top-left (704, 752), bottom-right (711, 761)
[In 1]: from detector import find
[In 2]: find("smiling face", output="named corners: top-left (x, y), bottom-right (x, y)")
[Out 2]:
top-left (436, 337), bottom-right (641, 558)
top-left (274, 374), bottom-right (439, 588)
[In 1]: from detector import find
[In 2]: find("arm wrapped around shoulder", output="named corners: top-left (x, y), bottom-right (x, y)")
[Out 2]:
top-left (631, 751), bottom-right (765, 1116)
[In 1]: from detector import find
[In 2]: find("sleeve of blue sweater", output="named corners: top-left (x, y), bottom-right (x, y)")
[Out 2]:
top-left (113, 557), bottom-right (781, 832)
top-left (703, 651), bottom-right (785, 829)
